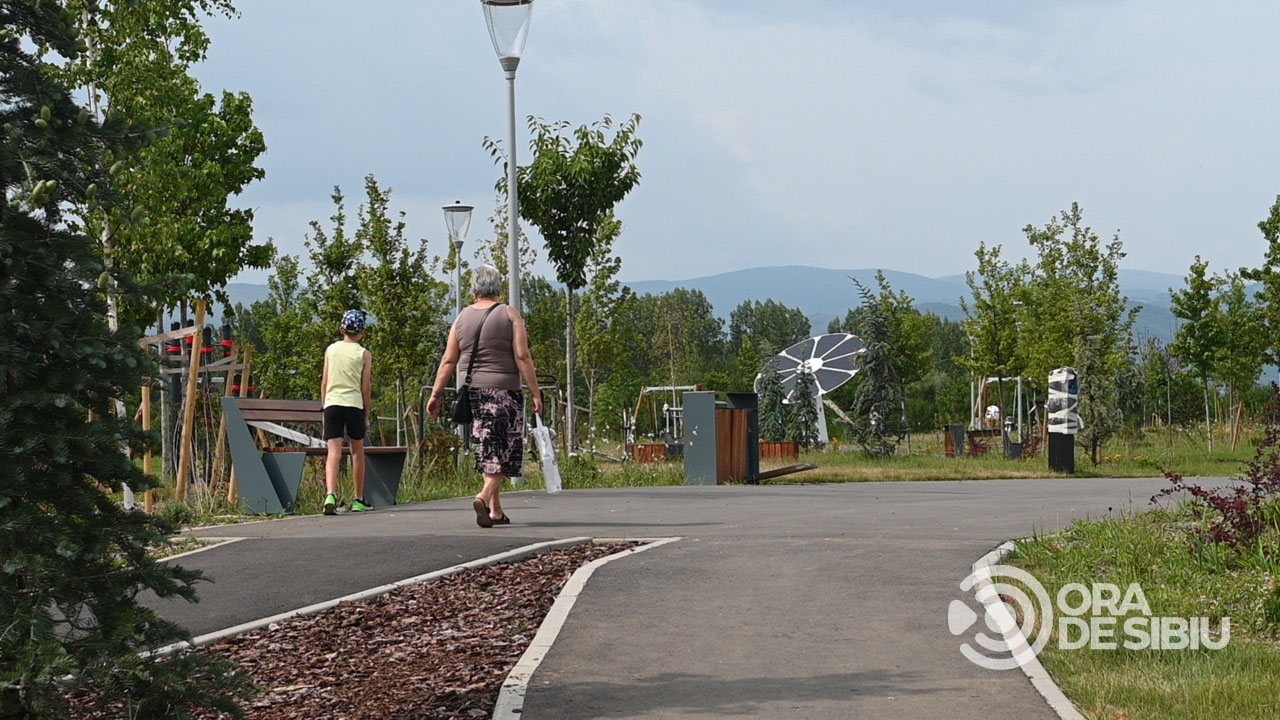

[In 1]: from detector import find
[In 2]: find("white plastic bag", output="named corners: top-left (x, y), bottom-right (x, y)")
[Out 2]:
top-left (531, 414), bottom-right (562, 494)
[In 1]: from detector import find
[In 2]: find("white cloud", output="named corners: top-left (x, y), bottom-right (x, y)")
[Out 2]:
top-left (203, 0), bottom-right (1280, 286)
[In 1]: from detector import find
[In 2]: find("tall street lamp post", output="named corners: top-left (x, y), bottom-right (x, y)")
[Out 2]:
top-left (481, 0), bottom-right (533, 311)
top-left (443, 201), bottom-right (474, 391)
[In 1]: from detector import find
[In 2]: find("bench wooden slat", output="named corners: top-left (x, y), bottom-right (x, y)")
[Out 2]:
top-left (264, 443), bottom-right (409, 453)
top-left (237, 399), bottom-right (322, 412)
top-left (241, 410), bottom-right (324, 423)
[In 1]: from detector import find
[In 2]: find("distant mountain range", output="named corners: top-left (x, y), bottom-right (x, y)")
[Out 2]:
top-left (223, 265), bottom-right (1194, 343)
top-left (624, 266), bottom-right (1187, 343)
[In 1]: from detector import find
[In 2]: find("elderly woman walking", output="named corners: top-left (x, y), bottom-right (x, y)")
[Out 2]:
top-left (428, 264), bottom-right (542, 527)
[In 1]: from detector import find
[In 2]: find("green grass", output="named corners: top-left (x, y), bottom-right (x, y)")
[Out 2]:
top-left (769, 425), bottom-right (1261, 484)
top-left (1006, 504), bottom-right (1280, 720)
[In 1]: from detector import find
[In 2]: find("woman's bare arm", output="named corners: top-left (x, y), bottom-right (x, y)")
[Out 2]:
top-left (427, 324), bottom-right (462, 417)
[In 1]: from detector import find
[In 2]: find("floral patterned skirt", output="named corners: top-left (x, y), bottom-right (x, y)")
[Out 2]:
top-left (470, 388), bottom-right (524, 477)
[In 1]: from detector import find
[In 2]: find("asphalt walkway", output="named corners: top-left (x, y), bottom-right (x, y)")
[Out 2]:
top-left (159, 477), bottom-right (1174, 719)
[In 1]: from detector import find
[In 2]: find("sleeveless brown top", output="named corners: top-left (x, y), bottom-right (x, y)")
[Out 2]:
top-left (455, 304), bottom-right (520, 391)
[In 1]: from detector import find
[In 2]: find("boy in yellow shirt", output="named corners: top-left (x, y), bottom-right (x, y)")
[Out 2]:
top-left (320, 310), bottom-right (373, 514)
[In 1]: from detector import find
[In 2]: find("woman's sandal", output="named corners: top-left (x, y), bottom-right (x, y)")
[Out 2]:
top-left (491, 513), bottom-right (511, 525)
top-left (473, 498), bottom-right (493, 528)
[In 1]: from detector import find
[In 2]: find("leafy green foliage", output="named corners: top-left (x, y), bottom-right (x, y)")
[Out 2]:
top-left (0, 4), bottom-right (250, 714)
top-left (504, 114), bottom-right (642, 291)
top-left (1243, 195), bottom-right (1280, 366)
top-left (61, 0), bottom-right (267, 319)
top-left (356, 175), bottom-right (450, 444)
top-left (246, 179), bottom-right (451, 446)
top-left (757, 358), bottom-right (787, 443)
top-left (1171, 255), bottom-right (1223, 448)
top-left (1214, 271), bottom-right (1267, 413)
top-left (847, 280), bottom-right (907, 455)
top-left (1016, 204), bottom-right (1136, 463)
top-left (960, 243), bottom-right (1024, 385)
top-left (729, 299), bottom-right (810, 358)
top-left (786, 368), bottom-right (821, 449)
top-left (492, 113), bottom-right (643, 449)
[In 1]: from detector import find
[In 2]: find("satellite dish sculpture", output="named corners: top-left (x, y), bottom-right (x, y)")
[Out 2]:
top-left (755, 333), bottom-right (866, 444)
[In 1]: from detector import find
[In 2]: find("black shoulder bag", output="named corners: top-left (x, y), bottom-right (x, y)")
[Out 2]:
top-left (451, 304), bottom-right (502, 425)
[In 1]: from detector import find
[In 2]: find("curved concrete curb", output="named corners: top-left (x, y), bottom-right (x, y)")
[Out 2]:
top-left (492, 536), bottom-right (683, 720)
top-left (150, 536), bottom-right (594, 658)
top-left (159, 536), bottom-right (248, 563)
top-left (972, 541), bottom-right (1084, 720)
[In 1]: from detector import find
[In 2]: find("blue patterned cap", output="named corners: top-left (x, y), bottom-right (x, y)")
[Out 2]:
top-left (340, 310), bottom-right (366, 334)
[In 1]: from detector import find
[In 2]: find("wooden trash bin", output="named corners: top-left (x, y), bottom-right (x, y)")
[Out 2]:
top-left (715, 408), bottom-right (750, 484)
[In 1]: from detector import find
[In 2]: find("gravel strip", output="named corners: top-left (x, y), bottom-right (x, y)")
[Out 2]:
top-left (73, 542), bottom-right (632, 720)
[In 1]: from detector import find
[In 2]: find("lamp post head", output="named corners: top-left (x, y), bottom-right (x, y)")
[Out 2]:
top-left (443, 201), bottom-right (474, 245)
top-left (481, 0), bottom-right (533, 69)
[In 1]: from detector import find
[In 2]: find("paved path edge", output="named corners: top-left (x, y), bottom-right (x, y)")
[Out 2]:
top-left (492, 537), bottom-right (684, 720)
top-left (148, 536), bottom-right (594, 658)
top-left (973, 541), bottom-right (1085, 720)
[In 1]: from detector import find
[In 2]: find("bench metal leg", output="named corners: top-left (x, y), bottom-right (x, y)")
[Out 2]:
top-left (364, 453), bottom-right (406, 508)
top-left (263, 452), bottom-right (305, 513)
top-left (222, 397), bottom-right (305, 515)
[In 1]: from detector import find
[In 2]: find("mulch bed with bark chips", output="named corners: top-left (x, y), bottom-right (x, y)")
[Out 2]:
top-left (72, 541), bottom-right (633, 720)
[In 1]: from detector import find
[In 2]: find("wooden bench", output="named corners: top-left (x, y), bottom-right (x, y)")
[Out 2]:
top-left (221, 397), bottom-right (407, 514)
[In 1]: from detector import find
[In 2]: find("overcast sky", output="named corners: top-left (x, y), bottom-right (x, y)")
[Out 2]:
top-left (195, 0), bottom-right (1280, 285)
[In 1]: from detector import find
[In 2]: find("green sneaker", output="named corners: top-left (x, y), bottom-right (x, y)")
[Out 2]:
top-left (322, 493), bottom-right (338, 516)
top-left (350, 498), bottom-right (371, 512)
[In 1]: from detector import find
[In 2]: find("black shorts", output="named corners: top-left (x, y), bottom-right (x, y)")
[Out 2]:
top-left (323, 405), bottom-right (366, 441)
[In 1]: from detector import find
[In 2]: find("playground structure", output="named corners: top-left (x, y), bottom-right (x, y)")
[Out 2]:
top-left (624, 385), bottom-right (701, 462)
top-left (134, 300), bottom-right (255, 511)
top-left (960, 375), bottom-right (1042, 459)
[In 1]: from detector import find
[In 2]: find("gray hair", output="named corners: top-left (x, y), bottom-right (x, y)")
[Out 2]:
top-left (471, 263), bottom-right (504, 299)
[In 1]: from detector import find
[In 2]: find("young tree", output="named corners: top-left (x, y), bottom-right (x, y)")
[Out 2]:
top-left (1076, 332), bottom-right (1124, 464)
top-left (757, 358), bottom-right (788, 442)
top-left (733, 335), bottom-right (765, 393)
top-left (1214, 270), bottom-right (1266, 443)
top-left (0, 5), bottom-right (249, 714)
top-left (1170, 256), bottom-right (1224, 449)
top-left (574, 219), bottom-right (638, 436)
top-left (254, 253), bottom-right (318, 400)
top-left (849, 280), bottom-right (907, 455)
top-left (960, 243), bottom-right (1024, 421)
top-left (495, 113), bottom-right (643, 450)
top-left (1021, 204), bottom-right (1137, 454)
top-left (830, 270), bottom-right (932, 402)
top-left (787, 368), bottom-right (822, 449)
top-left (1243, 195), bottom-right (1280, 366)
top-left (356, 175), bottom-right (449, 446)
top-left (304, 187), bottom-right (364, 329)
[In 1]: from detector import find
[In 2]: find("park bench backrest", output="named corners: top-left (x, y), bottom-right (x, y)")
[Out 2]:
top-left (236, 398), bottom-right (324, 425)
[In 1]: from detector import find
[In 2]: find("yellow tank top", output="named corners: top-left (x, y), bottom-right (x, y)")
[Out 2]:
top-left (324, 341), bottom-right (367, 409)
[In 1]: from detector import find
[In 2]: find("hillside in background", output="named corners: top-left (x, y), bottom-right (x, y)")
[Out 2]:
top-left (624, 266), bottom-right (1189, 342)
top-left (222, 265), bottom-right (1193, 343)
